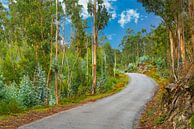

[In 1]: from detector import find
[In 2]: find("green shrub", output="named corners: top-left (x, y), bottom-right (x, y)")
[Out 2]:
top-left (18, 75), bottom-right (37, 108)
top-left (191, 115), bottom-right (194, 128)
top-left (154, 57), bottom-right (165, 69)
top-left (0, 74), bottom-right (5, 99)
top-left (139, 55), bottom-right (150, 64)
top-left (0, 99), bottom-right (23, 115)
top-left (154, 115), bottom-right (166, 125)
top-left (0, 81), bottom-right (24, 115)
top-left (99, 77), bottom-right (118, 93)
top-left (4, 82), bottom-right (19, 101)
top-left (34, 65), bottom-right (48, 105)
top-left (127, 63), bottom-right (137, 72)
top-left (78, 84), bottom-right (88, 96)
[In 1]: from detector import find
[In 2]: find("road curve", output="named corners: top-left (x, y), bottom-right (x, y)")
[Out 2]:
top-left (19, 73), bottom-right (157, 129)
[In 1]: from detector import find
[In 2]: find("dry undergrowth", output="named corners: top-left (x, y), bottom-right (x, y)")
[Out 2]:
top-left (137, 64), bottom-right (194, 129)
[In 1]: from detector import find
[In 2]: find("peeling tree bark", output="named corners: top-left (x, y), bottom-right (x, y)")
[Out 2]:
top-left (92, 0), bottom-right (97, 95)
top-left (180, 29), bottom-right (186, 65)
top-left (169, 31), bottom-right (178, 81)
top-left (179, 0), bottom-right (186, 66)
top-left (55, 0), bottom-right (59, 104)
top-left (114, 51), bottom-right (117, 77)
top-left (47, 17), bottom-right (53, 90)
top-left (86, 38), bottom-right (89, 84)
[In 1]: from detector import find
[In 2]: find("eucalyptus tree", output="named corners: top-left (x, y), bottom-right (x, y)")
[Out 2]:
top-left (63, 0), bottom-right (87, 57)
top-left (88, 0), bottom-right (111, 94)
top-left (55, 0), bottom-right (60, 104)
top-left (2, 0), bottom-right (63, 104)
top-left (7, 0), bottom-right (59, 71)
top-left (120, 28), bottom-right (140, 65)
top-left (138, 0), bottom-right (192, 80)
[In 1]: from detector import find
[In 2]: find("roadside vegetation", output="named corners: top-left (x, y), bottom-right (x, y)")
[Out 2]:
top-left (0, 0), bottom-right (193, 129)
top-left (135, 1), bottom-right (193, 128)
top-left (0, 0), bottom-right (129, 125)
top-left (0, 74), bottom-right (128, 129)
top-left (117, 1), bottom-right (194, 128)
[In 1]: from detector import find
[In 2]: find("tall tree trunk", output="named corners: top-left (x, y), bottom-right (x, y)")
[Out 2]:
top-left (169, 31), bottom-right (178, 81)
top-left (47, 17), bottom-right (54, 90)
top-left (92, 0), bottom-right (97, 95)
top-left (179, 0), bottom-right (186, 66)
top-left (59, 45), bottom-right (65, 97)
top-left (66, 59), bottom-right (71, 97)
top-left (35, 43), bottom-right (39, 65)
top-left (177, 21), bottom-right (181, 69)
top-left (179, 27), bottom-right (186, 65)
top-left (114, 51), bottom-right (117, 77)
top-left (101, 50), bottom-right (103, 78)
top-left (86, 38), bottom-right (89, 84)
top-left (46, 1), bottom-right (54, 105)
top-left (55, 0), bottom-right (59, 104)
top-left (59, 13), bottom-right (66, 98)
top-left (104, 51), bottom-right (107, 77)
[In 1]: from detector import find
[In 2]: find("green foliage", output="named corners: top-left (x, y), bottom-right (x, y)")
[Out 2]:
top-left (127, 63), bottom-right (137, 72)
top-left (0, 77), bottom-right (23, 115)
top-left (0, 0), bottom-right (123, 116)
top-left (153, 58), bottom-right (165, 69)
top-left (147, 108), bottom-right (156, 117)
top-left (0, 99), bottom-right (23, 115)
top-left (4, 82), bottom-right (18, 101)
top-left (88, 0), bottom-right (111, 31)
top-left (120, 25), bottom-right (170, 75)
top-left (120, 28), bottom-right (147, 66)
top-left (0, 42), bottom-right (36, 84)
top-left (102, 43), bottom-right (114, 75)
top-left (139, 55), bottom-right (150, 64)
top-left (34, 65), bottom-right (48, 105)
top-left (98, 77), bottom-right (118, 93)
top-left (154, 115), bottom-right (166, 125)
top-left (191, 115), bottom-right (194, 128)
top-left (18, 75), bottom-right (37, 108)
top-left (63, 51), bottom-right (83, 97)
top-left (63, 0), bottom-right (87, 56)
top-left (0, 74), bottom-right (5, 99)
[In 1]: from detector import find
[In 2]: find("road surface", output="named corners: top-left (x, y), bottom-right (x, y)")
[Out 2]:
top-left (19, 73), bottom-right (157, 129)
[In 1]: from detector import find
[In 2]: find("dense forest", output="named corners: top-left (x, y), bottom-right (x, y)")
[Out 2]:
top-left (0, 0), bottom-right (193, 129)
top-left (0, 0), bottom-right (123, 111)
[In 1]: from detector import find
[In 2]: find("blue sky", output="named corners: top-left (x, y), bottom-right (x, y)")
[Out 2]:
top-left (1, 0), bottom-right (161, 48)
top-left (68, 0), bottom-right (162, 48)
top-left (102, 0), bottom-right (161, 48)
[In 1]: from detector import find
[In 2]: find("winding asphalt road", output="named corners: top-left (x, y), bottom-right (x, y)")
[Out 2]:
top-left (19, 73), bottom-right (157, 129)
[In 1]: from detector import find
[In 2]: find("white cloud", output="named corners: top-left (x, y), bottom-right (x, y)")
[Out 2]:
top-left (111, 12), bottom-right (117, 19)
top-left (103, 0), bottom-right (117, 20)
top-left (78, 0), bottom-right (89, 19)
top-left (118, 9), bottom-right (140, 28)
top-left (78, 0), bottom-right (117, 19)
